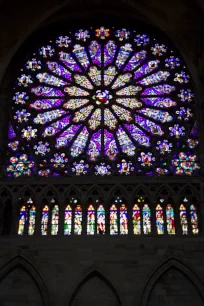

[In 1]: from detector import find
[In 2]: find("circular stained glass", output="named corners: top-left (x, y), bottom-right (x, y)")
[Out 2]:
top-left (8, 26), bottom-right (199, 177)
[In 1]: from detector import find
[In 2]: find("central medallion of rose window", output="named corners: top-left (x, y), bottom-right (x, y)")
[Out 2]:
top-left (93, 90), bottom-right (113, 105)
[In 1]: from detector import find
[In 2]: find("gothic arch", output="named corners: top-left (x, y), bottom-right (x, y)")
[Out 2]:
top-left (66, 266), bottom-right (122, 306)
top-left (180, 185), bottom-right (199, 200)
top-left (0, 187), bottom-right (13, 202)
top-left (0, 254), bottom-right (51, 306)
top-left (41, 186), bottom-right (60, 200)
top-left (156, 185), bottom-right (175, 199)
top-left (86, 186), bottom-right (104, 200)
top-left (19, 185), bottom-right (36, 201)
top-left (132, 185), bottom-right (151, 200)
top-left (138, 257), bottom-right (204, 306)
top-left (65, 186), bottom-right (82, 201)
top-left (108, 185), bottom-right (128, 202)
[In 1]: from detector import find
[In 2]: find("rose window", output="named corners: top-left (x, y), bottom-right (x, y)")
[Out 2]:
top-left (7, 27), bottom-right (199, 177)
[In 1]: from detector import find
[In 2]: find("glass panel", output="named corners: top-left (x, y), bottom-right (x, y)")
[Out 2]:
top-left (110, 204), bottom-right (118, 235)
top-left (156, 204), bottom-right (164, 235)
top-left (97, 205), bottom-right (105, 234)
top-left (87, 204), bottom-right (95, 235)
top-left (132, 204), bottom-right (141, 235)
top-left (41, 205), bottom-right (49, 235)
top-left (64, 205), bottom-right (72, 235)
top-left (166, 204), bottom-right (175, 235)
top-left (143, 204), bottom-right (151, 234)
top-left (120, 204), bottom-right (128, 234)
top-left (74, 205), bottom-right (82, 235)
top-left (190, 204), bottom-right (199, 235)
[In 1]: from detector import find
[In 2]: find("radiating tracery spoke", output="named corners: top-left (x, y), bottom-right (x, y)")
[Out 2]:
top-left (8, 26), bottom-right (199, 177)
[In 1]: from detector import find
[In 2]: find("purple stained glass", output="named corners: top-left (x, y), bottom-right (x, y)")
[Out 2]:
top-left (7, 26), bottom-right (199, 177)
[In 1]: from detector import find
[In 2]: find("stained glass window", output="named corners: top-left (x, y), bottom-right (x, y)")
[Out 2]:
top-left (28, 200), bottom-right (36, 236)
top-left (18, 205), bottom-right (28, 235)
top-left (7, 26), bottom-right (199, 177)
top-left (132, 204), bottom-right (141, 235)
top-left (74, 205), bottom-right (82, 235)
top-left (51, 204), bottom-right (59, 235)
top-left (97, 204), bottom-right (105, 234)
top-left (41, 205), bottom-right (49, 235)
top-left (180, 203), bottom-right (188, 235)
top-left (142, 204), bottom-right (151, 234)
top-left (156, 204), bottom-right (164, 235)
top-left (120, 204), bottom-right (128, 234)
top-left (64, 205), bottom-right (72, 235)
top-left (87, 204), bottom-right (95, 235)
top-left (110, 204), bottom-right (118, 235)
top-left (190, 204), bottom-right (199, 235)
top-left (166, 204), bottom-right (175, 235)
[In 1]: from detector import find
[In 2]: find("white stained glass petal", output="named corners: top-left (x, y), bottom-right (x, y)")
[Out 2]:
top-left (116, 44), bottom-right (133, 69)
top-left (42, 115), bottom-right (71, 137)
top-left (30, 99), bottom-right (64, 110)
top-left (137, 108), bottom-right (173, 123)
top-left (124, 50), bottom-right (147, 71)
top-left (141, 84), bottom-right (176, 96)
top-left (36, 73), bottom-right (67, 87)
top-left (34, 110), bottom-right (67, 125)
top-left (63, 99), bottom-right (89, 110)
top-left (141, 97), bottom-right (177, 108)
top-left (47, 61), bottom-right (72, 80)
top-left (116, 85), bottom-right (142, 96)
top-left (134, 60), bottom-right (160, 79)
top-left (59, 51), bottom-right (82, 72)
top-left (104, 130), bottom-right (119, 159)
top-left (73, 44), bottom-right (90, 70)
top-left (116, 126), bottom-right (136, 156)
top-left (138, 71), bottom-right (170, 86)
top-left (135, 115), bottom-right (164, 136)
top-left (87, 130), bottom-right (102, 161)
top-left (116, 98), bottom-right (142, 109)
top-left (55, 124), bottom-right (82, 148)
top-left (64, 86), bottom-right (90, 96)
top-left (104, 109), bottom-right (118, 130)
top-left (88, 66), bottom-right (101, 86)
top-left (104, 40), bottom-right (117, 66)
top-left (31, 86), bottom-right (64, 97)
top-left (112, 105), bottom-right (132, 122)
top-left (88, 41), bottom-right (102, 66)
top-left (104, 66), bottom-right (117, 86)
top-left (73, 74), bottom-right (93, 89)
top-left (88, 109), bottom-right (101, 130)
top-left (124, 124), bottom-right (150, 147)
top-left (112, 73), bottom-right (132, 89)
top-left (70, 127), bottom-right (89, 157)
top-left (73, 105), bottom-right (94, 122)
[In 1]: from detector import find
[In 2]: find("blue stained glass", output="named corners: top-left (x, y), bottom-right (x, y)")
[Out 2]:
top-left (8, 26), bottom-right (198, 177)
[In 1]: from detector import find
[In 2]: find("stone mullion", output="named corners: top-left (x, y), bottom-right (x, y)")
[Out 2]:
top-left (173, 197), bottom-right (181, 236)
top-left (163, 203), bottom-right (167, 235)
top-left (58, 195), bottom-right (65, 236)
top-left (151, 201), bottom-right (157, 236)
top-left (127, 196), bottom-right (132, 235)
top-left (103, 194), bottom-right (109, 235)
top-left (81, 194), bottom-right (87, 235)
top-left (11, 193), bottom-right (21, 236)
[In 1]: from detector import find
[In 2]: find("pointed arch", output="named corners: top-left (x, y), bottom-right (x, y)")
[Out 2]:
top-left (41, 186), bottom-right (60, 200)
top-left (65, 186), bottom-right (82, 200)
top-left (180, 184), bottom-right (199, 200)
top-left (0, 187), bottom-right (13, 202)
top-left (139, 257), bottom-right (204, 306)
top-left (86, 185), bottom-right (104, 200)
top-left (156, 184), bottom-right (175, 198)
top-left (19, 185), bottom-right (36, 201)
top-left (0, 254), bottom-right (51, 306)
top-left (108, 185), bottom-right (128, 201)
top-left (67, 266), bottom-right (122, 306)
top-left (132, 184), bottom-right (151, 199)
